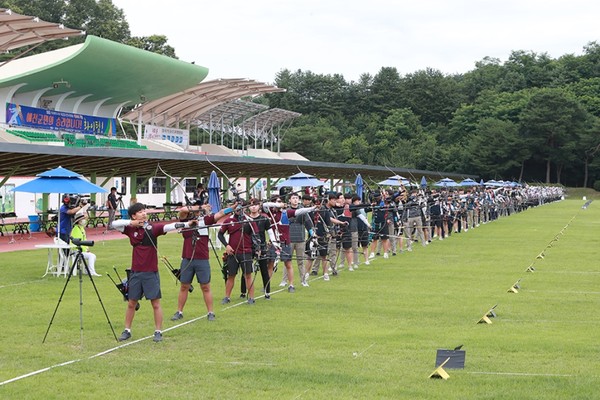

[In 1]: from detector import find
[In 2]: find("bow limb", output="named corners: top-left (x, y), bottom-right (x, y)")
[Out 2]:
top-left (157, 163), bottom-right (193, 206)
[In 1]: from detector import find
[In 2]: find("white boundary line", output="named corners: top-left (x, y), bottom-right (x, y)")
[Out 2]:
top-left (526, 290), bottom-right (600, 295)
top-left (0, 279), bottom-right (45, 289)
top-left (0, 271), bottom-right (334, 386)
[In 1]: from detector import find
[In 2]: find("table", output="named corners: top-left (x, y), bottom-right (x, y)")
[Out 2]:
top-left (36, 239), bottom-right (71, 277)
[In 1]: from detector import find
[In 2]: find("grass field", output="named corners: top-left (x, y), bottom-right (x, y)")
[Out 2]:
top-left (0, 199), bottom-right (598, 399)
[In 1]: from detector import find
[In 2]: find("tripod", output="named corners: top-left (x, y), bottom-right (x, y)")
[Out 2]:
top-left (43, 244), bottom-right (118, 344)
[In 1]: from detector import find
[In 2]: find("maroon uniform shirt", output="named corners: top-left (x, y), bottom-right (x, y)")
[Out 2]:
top-left (181, 214), bottom-right (217, 259)
top-left (122, 222), bottom-right (167, 272)
top-left (219, 215), bottom-right (258, 254)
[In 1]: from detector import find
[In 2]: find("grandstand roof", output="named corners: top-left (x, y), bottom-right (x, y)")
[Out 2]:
top-left (0, 8), bottom-right (84, 51)
top-left (0, 35), bottom-right (208, 117)
top-left (0, 142), bottom-right (474, 183)
top-left (120, 79), bottom-right (284, 127)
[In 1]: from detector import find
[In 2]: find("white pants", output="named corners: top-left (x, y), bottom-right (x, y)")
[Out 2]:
top-left (73, 252), bottom-right (99, 275)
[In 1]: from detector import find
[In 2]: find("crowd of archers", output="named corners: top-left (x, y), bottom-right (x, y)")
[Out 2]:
top-left (109, 184), bottom-right (565, 342)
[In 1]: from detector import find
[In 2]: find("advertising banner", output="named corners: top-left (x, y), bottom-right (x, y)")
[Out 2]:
top-left (144, 124), bottom-right (189, 148)
top-left (6, 103), bottom-right (116, 135)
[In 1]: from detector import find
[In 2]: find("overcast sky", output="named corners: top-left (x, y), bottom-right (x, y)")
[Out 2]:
top-left (112, 0), bottom-right (600, 84)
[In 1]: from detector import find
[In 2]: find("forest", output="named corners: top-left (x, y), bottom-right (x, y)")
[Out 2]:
top-left (3, 0), bottom-right (600, 187)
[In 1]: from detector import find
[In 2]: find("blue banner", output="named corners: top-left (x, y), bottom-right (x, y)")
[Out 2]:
top-left (6, 103), bottom-right (116, 136)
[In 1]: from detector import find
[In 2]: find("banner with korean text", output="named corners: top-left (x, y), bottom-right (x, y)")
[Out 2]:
top-left (6, 103), bottom-right (116, 136)
top-left (144, 124), bottom-right (189, 148)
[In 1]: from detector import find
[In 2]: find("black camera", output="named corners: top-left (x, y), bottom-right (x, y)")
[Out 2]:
top-left (71, 237), bottom-right (94, 247)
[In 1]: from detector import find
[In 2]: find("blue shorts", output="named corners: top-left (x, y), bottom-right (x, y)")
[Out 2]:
top-left (179, 259), bottom-right (211, 284)
top-left (128, 271), bottom-right (161, 301)
top-left (267, 243), bottom-right (292, 262)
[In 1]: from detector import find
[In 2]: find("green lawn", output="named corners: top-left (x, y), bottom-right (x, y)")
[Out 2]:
top-left (1, 199), bottom-right (598, 399)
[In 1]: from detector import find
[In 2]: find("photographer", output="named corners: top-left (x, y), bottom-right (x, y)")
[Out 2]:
top-left (106, 187), bottom-right (119, 230)
top-left (59, 194), bottom-right (89, 245)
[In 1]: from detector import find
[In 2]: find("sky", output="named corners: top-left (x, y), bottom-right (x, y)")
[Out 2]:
top-left (112, 0), bottom-right (600, 84)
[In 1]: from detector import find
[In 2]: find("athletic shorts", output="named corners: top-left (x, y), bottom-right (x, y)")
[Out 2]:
top-left (341, 232), bottom-right (352, 250)
top-left (128, 271), bottom-right (161, 301)
top-left (372, 223), bottom-right (389, 240)
top-left (226, 253), bottom-right (253, 276)
top-left (179, 258), bottom-right (211, 284)
top-left (267, 243), bottom-right (292, 262)
top-left (357, 230), bottom-right (369, 248)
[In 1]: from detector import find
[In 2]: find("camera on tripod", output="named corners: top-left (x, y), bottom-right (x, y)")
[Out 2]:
top-left (71, 237), bottom-right (94, 247)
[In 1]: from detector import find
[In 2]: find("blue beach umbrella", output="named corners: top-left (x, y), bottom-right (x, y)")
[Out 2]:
top-left (459, 178), bottom-right (479, 187)
top-left (378, 175), bottom-right (410, 186)
top-left (11, 166), bottom-right (107, 236)
top-left (434, 177), bottom-right (459, 187)
top-left (354, 174), bottom-right (364, 200)
top-left (207, 171), bottom-right (221, 213)
top-left (277, 172), bottom-right (324, 188)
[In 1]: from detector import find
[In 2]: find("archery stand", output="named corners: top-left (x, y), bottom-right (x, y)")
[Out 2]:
top-left (435, 346), bottom-right (465, 369)
top-left (536, 252), bottom-right (545, 259)
top-left (507, 279), bottom-right (521, 293)
top-left (525, 264), bottom-right (535, 273)
top-left (477, 304), bottom-right (497, 324)
top-left (429, 357), bottom-right (451, 380)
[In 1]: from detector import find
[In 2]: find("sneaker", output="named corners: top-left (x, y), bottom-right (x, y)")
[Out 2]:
top-left (170, 311), bottom-right (183, 321)
top-left (407, 247), bottom-right (413, 252)
top-left (439, 237), bottom-right (444, 241)
top-left (365, 260), bottom-right (370, 265)
top-left (310, 271), bottom-right (318, 276)
top-left (332, 269), bottom-right (338, 276)
top-left (369, 252), bottom-right (375, 259)
top-left (348, 266), bottom-right (354, 271)
top-left (392, 252), bottom-right (397, 256)
top-left (247, 298), bottom-right (255, 305)
top-left (221, 297), bottom-right (231, 305)
top-left (323, 273), bottom-right (330, 281)
top-left (383, 253), bottom-right (389, 259)
top-left (376, 252), bottom-right (381, 256)
top-left (207, 312), bottom-right (216, 321)
top-left (304, 272), bottom-right (310, 282)
top-left (153, 331), bottom-right (163, 342)
top-left (353, 264), bottom-right (359, 270)
top-left (288, 285), bottom-right (295, 293)
top-left (265, 294), bottom-right (271, 300)
top-left (301, 281), bottom-right (309, 287)
top-left (240, 293), bottom-right (246, 299)
top-left (278, 281), bottom-right (287, 287)
top-left (118, 329), bottom-right (131, 342)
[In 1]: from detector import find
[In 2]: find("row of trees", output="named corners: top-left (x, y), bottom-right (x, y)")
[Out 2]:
top-left (265, 48), bottom-right (600, 187)
top-left (2, 1), bottom-right (599, 186)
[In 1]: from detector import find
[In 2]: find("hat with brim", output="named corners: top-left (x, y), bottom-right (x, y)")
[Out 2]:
top-left (73, 212), bottom-right (86, 224)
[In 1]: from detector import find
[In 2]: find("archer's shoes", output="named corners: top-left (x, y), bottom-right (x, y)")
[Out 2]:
top-left (265, 294), bottom-right (271, 300)
top-left (91, 273), bottom-right (101, 277)
top-left (407, 248), bottom-right (413, 252)
top-left (207, 312), bottom-right (216, 321)
top-left (288, 285), bottom-right (296, 293)
top-left (278, 281), bottom-right (287, 287)
top-left (118, 329), bottom-right (131, 342)
top-left (221, 297), bottom-right (231, 305)
top-left (364, 260), bottom-right (370, 265)
top-left (369, 252), bottom-right (375, 259)
top-left (247, 298), bottom-right (256, 305)
top-left (310, 271), bottom-right (318, 276)
top-left (353, 264), bottom-right (358, 269)
top-left (240, 293), bottom-right (246, 299)
top-left (153, 331), bottom-right (163, 343)
top-left (170, 311), bottom-right (183, 321)
top-left (323, 273), bottom-right (330, 281)
top-left (301, 281), bottom-right (309, 287)
top-left (348, 266), bottom-right (354, 271)
top-left (383, 253), bottom-right (389, 259)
